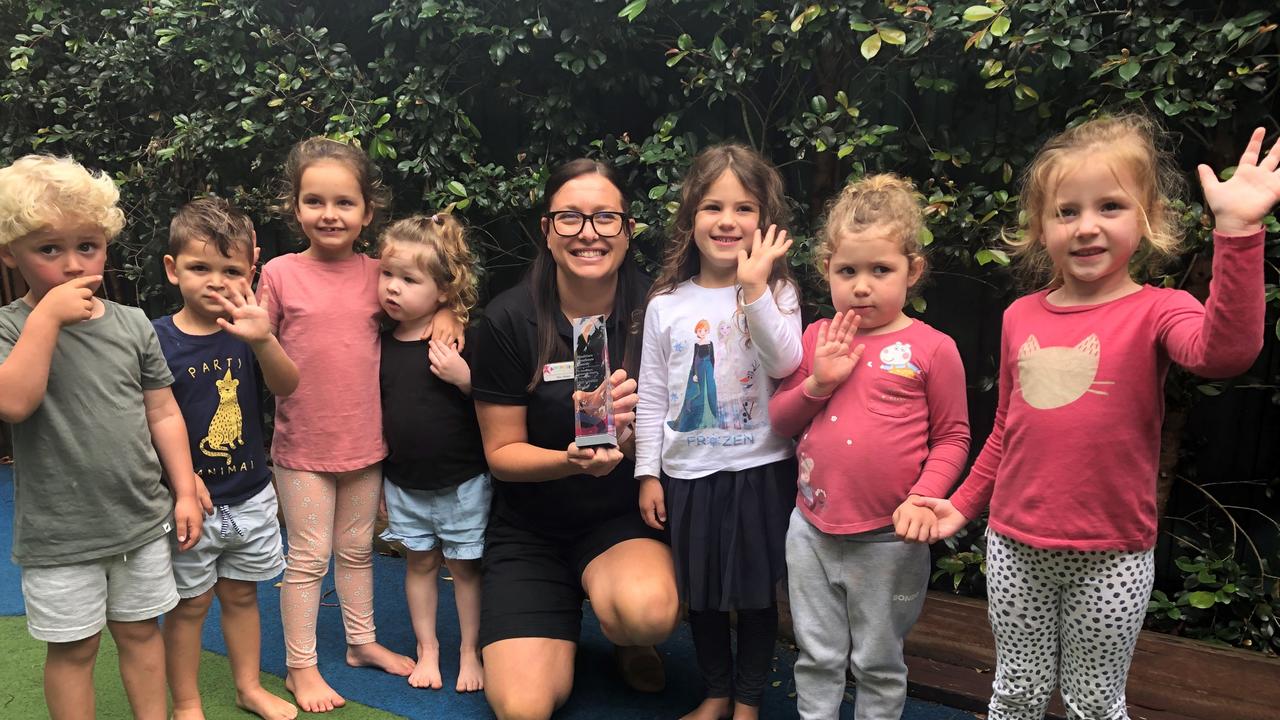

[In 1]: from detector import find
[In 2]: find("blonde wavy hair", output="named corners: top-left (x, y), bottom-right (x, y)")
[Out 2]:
top-left (1009, 113), bottom-right (1186, 288)
top-left (0, 155), bottom-right (125, 247)
top-left (378, 213), bottom-right (478, 324)
top-left (818, 173), bottom-right (927, 294)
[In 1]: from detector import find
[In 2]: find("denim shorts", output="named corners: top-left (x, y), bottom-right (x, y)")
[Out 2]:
top-left (170, 482), bottom-right (286, 599)
top-left (380, 472), bottom-right (491, 560)
top-left (22, 534), bottom-right (179, 642)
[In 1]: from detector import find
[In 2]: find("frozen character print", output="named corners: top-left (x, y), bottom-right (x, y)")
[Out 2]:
top-left (796, 454), bottom-right (826, 512)
top-left (879, 341), bottom-right (921, 380)
top-left (669, 319), bottom-right (722, 432)
top-left (1016, 334), bottom-right (1114, 410)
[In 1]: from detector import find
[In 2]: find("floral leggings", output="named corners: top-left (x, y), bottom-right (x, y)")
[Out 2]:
top-left (276, 464), bottom-right (382, 668)
top-left (985, 531), bottom-right (1155, 720)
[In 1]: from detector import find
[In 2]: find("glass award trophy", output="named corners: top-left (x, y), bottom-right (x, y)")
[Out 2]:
top-left (572, 314), bottom-right (616, 447)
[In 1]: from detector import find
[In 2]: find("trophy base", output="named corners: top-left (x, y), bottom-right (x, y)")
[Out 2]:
top-left (575, 432), bottom-right (618, 449)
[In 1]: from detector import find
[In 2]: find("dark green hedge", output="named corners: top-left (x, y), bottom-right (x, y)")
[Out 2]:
top-left (3, 0), bottom-right (1278, 651)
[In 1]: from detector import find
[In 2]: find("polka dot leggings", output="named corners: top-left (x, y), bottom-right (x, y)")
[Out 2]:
top-left (985, 531), bottom-right (1154, 720)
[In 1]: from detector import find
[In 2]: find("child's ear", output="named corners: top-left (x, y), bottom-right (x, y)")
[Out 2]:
top-left (162, 254), bottom-right (179, 285)
top-left (0, 245), bottom-right (17, 269)
top-left (907, 255), bottom-right (925, 287)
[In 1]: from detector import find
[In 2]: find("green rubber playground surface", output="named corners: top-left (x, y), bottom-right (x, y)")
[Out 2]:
top-left (0, 616), bottom-right (403, 719)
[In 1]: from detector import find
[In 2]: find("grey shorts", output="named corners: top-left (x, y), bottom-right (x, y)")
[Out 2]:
top-left (22, 533), bottom-right (179, 643)
top-left (170, 482), bottom-right (286, 599)
top-left (380, 472), bottom-right (491, 560)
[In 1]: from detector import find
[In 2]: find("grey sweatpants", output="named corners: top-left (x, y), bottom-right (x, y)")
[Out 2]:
top-left (786, 508), bottom-right (930, 720)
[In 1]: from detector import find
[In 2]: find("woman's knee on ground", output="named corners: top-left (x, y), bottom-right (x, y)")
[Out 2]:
top-left (484, 678), bottom-right (568, 720)
top-left (594, 578), bottom-right (679, 644)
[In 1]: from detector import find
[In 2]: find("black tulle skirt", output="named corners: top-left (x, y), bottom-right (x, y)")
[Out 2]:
top-left (662, 457), bottom-right (797, 612)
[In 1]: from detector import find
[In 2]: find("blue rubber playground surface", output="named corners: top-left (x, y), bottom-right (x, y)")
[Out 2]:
top-left (0, 465), bottom-right (976, 719)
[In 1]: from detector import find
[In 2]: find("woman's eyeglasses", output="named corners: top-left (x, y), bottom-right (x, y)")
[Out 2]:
top-left (545, 210), bottom-right (630, 238)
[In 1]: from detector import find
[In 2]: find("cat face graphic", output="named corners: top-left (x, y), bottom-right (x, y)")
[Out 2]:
top-left (1016, 334), bottom-right (1114, 409)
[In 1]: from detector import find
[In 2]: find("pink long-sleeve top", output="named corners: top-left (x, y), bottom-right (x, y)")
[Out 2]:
top-left (949, 230), bottom-right (1265, 551)
top-left (770, 319), bottom-right (971, 535)
top-left (258, 252), bottom-right (387, 472)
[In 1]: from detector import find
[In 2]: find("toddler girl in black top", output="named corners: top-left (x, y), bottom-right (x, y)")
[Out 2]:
top-left (376, 213), bottom-right (489, 693)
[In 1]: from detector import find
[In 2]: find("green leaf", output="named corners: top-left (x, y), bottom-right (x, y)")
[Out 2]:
top-left (860, 34), bottom-right (882, 60)
top-left (1118, 60), bottom-right (1140, 81)
top-left (963, 6), bottom-right (997, 23)
top-left (910, 296), bottom-right (927, 313)
top-left (990, 16), bottom-right (1011, 37)
top-left (1196, 384), bottom-right (1222, 396)
top-left (810, 95), bottom-right (828, 114)
top-left (878, 27), bottom-right (906, 46)
top-left (1187, 591), bottom-right (1217, 610)
top-left (648, 184), bottom-right (668, 200)
top-left (1155, 41), bottom-right (1175, 54)
top-left (920, 227), bottom-right (934, 246)
top-left (1051, 49), bottom-right (1070, 70)
top-left (617, 0), bottom-right (647, 22)
top-left (446, 180), bottom-right (468, 197)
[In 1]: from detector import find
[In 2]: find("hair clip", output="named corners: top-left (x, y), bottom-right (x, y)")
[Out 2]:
top-left (430, 213), bottom-right (443, 225)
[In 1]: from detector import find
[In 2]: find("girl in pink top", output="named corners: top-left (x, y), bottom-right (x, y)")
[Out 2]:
top-left (769, 174), bottom-right (969, 720)
top-left (258, 137), bottom-right (459, 713)
top-left (919, 116), bottom-right (1274, 719)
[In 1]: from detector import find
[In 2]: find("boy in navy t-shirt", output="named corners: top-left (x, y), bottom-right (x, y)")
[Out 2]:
top-left (153, 197), bottom-right (300, 720)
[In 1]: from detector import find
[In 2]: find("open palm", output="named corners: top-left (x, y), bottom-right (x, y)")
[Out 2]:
top-left (810, 311), bottom-right (864, 395)
top-left (1199, 127), bottom-right (1280, 236)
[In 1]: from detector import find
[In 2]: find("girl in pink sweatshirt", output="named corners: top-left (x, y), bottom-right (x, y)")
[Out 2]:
top-left (920, 115), bottom-right (1274, 719)
top-left (769, 174), bottom-right (970, 719)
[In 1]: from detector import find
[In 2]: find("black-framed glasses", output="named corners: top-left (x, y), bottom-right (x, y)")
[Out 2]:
top-left (545, 210), bottom-right (630, 238)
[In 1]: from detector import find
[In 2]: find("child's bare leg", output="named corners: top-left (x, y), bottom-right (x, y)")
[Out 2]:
top-left (163, 590), bottom-right (214, 720)
top-left (404, 549), bottom-right (444, 689)
top-left (445, 557), bottom-right (484, 692)
top-left (44, 633), bottom-right (101, 720)
top-left (215, 579), bottom-right (297, 720)
top-left (108, 618), bottom-right (167, 720)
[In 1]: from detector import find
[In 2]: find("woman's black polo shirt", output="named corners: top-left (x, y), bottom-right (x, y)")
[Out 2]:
top-left (471, 282), bottom-right (639, 539)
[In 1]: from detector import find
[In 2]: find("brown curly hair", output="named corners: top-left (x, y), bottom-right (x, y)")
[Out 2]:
top-left (377, 213), bottom-right (478, 324)
top-left (817, 173), bottom-right (928, 296)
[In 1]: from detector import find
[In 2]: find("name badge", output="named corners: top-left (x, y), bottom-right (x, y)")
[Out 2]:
top-left (543, 361), bottom-right (574, 382)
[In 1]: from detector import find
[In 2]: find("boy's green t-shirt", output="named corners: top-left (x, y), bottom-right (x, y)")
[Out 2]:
top-left (0, 298), bottom-right (175, 567)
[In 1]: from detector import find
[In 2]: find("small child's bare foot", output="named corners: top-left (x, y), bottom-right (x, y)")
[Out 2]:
top-left (346, 641), bottom-right (415, 676)
top-left (731, 701), bottom-right (760, 720)
top-left (455, 648), bottom-right (484, 692)
top-left (680, 696), bottom-right (732, 720)
top-left (284, 666), bottom-right (345, 713)
top-left (408, 643), bottom-right (443, 689)
top-left (235, 684), bottom-right (298, 720)
top-left (172, 704), bottom-right (206, 720)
